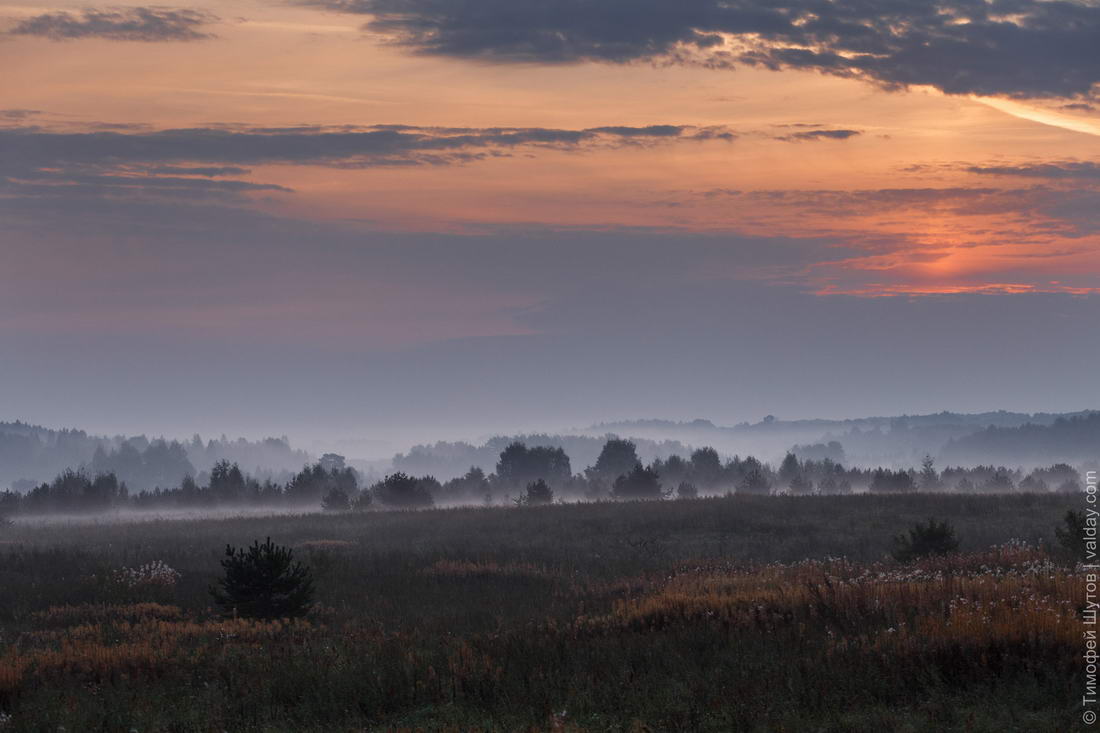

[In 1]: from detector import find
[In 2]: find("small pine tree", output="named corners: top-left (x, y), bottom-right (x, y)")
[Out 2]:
top-left (891, 519), bottom-right (960, 562)
top-left (919, 455), bottom-right (941, 491)
top-left (211, 537), bottom-right (315, 619)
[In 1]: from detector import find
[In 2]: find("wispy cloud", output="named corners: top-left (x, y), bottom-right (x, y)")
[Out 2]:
top-left (775, 129), bottom-right (861, 142)
top-left (965, 161), bottom-right (1100, 180)
top-left (0, 122), bottom-right (738, 172)
top-left (971, 96), bottom-right (1100, 136)
top-left (8, 7), bottom-right (217, 42)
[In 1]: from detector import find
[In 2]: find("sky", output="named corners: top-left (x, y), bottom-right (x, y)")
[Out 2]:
top-left (1, 0), bottom-right (1099, 456)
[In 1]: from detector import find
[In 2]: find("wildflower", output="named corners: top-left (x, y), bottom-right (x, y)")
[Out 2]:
top-left (114, 560), bottom-right (181, 589)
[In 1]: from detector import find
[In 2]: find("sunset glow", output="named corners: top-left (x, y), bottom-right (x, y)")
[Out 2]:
top-left (2, 0), bottom-right (1099, 436)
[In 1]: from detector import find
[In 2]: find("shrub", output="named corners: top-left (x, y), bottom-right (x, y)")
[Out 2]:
top-left (788, 474), bottom-right (814, 495)
top-left (1055, 510), bottom-right (1088, 562)
top-left (676, 481), bottom-right (698, 500)
top-left (351, 490), bottom-right (373, 511)
top-left (871, 468), bottom-right (916, 493)
top-left (891, 518), bottom-right (960, 562)
top-left (517, 479), bottom-right (554, 506)
top-left (210, 537), bottom-right (315, 619)
top-left (612, 465), bottom-right (663, 500)
top-left (737, 468), bottom-right (771, 495)
top-left (321, 488), bottom-right (350, 511)
top-left (371, 472), bottom-right (435, 508)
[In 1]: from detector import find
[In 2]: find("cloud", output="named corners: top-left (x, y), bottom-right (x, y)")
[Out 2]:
top-left (2, 169), bottom-right (292, 202)
top-left (776, 129), bottom-right (861, 142)
top-left (311, 0), bottom-right (1100, 98)
top-left (0, 121), bottom-right (741, 207)
top-left (0, 109), bottom-right (42, 120)
top-left (965, 161), bottom-right (1100, 180)
top-left (144, 165), bottom-right (253, 177)
top-left (0, 122), bottom-right (735, 175)
top-left (8, 7), bottom-right (217, 42)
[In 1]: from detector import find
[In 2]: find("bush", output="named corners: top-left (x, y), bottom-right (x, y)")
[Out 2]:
top-left (321, 488), bottom-right (350, 511)
top-left (891, 518), bottom-right (960, 562)
top-left (871, 469), bottom-right (916, 493)
top-left (517, 479), bottom-right (554, 506)
top-left (788, 474), bottom-right (814, 495)
top-left (372, 472), bottom-right (435, 508)
top-left (737, 468), bottom-right (771, 495)
top-left (676, 481), bottom-right (698, 499)
top-left (612, 465), bottom-right (663, 500)
top-left (351, 490), bottom-right (373, 511)
top-left (1055, 509), bottom-right (1088, 562)
top-left (210, 537), bottom-right (315, 619)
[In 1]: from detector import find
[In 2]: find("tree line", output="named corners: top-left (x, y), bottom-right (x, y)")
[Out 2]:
top-left (0, 437), bottom-right (1087, 517)
top-left (0, 421), bottom-right (310, 492)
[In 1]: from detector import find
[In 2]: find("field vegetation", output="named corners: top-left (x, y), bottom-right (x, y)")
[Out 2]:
top-left (0, 492), bottom-right (1085, 731)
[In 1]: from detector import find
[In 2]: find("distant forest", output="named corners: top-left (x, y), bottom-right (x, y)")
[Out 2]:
top-left (392, 434), bottom-right (691, 482)
top-left (1, 411), bottom-right (1096, 499)
top-left (0, 433), bottom-right (1091, 517)
top-left (590, 410), bottom-right (1100, 468)
top-left (0, 421), bottom-right (310, 491)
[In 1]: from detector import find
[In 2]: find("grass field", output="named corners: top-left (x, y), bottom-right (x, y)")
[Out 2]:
top-left (0, 493), bottom-right (1086, 731)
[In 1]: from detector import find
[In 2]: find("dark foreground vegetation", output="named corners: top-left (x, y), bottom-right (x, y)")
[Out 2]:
top-left (0, 492), bottom-right (1085, 731)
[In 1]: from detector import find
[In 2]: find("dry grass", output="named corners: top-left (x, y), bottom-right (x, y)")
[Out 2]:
top-left (585, 542), bottom-right (1079, 657)
top-left (0, 494), bottom-right (1082, 730)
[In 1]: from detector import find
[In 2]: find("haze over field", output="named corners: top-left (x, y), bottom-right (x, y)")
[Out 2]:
top-left (2, 0), bottom-right (1099, 445)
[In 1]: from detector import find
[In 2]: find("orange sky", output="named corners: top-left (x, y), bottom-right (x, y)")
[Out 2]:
top-left (4, 1), bottom-right (1099, 296)
top-left (2, 0), bottom-right (1100, 440)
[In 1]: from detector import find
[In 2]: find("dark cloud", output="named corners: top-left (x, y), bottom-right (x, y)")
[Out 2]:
top-left (0, 121), bottom-right (738, 205)
top-left (312, 0), bottom-right (1100, 98)
top-left (965, 161), bottom-right (1100, 180)
top-left (2, 169), bottom-right (292, 202)
top-left (8, 7), bottom-right (217, 42)
top-left (587, 124), bottom-right (689, 137)
top-left (144, 165), bottom-right (252, 177)
top-left (0, 122), bottom-right (735, 175)
top-left (776, 129), bottom-right (861, 142)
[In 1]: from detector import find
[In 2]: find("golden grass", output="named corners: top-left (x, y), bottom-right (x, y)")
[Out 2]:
top-left (32, 602), bottom-right (182, 628)
top-left (579, 542), bottom-right (1081, 654)
top-left (0, 614), bottom-right (314, 697)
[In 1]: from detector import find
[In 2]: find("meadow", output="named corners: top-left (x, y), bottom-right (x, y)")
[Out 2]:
top-left (0, 492), bottom-right (1085, 732)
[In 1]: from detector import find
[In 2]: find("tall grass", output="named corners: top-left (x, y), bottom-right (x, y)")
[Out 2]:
top-left (0, 492), bottom-right (1082, 731)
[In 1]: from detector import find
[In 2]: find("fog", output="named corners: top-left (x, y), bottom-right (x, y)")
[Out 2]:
top-left (1, 410), bottom-right (1095, 522)
top-left (9, 504), bottom-right (320, 528)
